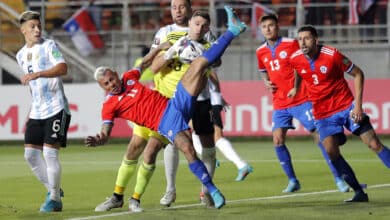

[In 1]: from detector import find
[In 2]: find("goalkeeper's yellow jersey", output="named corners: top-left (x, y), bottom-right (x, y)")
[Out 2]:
top-left (154, 31), bottom-right (211, 98)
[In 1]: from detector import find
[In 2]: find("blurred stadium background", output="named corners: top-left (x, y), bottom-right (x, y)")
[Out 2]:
top-left (1, 0), bottom-right (389, 140)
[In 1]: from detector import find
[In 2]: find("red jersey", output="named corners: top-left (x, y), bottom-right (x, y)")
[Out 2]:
top-left (101, 69), bottom-right (169, 131)
top-left (256, 37), bottom-right (308, 110)
top-left (290, 45), bottom-right (354, 119)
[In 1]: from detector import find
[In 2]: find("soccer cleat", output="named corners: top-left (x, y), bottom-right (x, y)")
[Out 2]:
top-left (160, 191), bottom-right (176, 207)
top-left (336, 178), bottom-right (350, 193)
top-left (210, 190), bottom-right (225, 209)
top-left (41, 188), bottom-right (64, 210)
top-left (344, 191), bottom-right (369, 202)
top-left (39, 199), bottom-right (62, 212)
top-left (215, 159), bottom-right (220, 168)
top-left (235, 164), bottom-right (253, 181)
top-left (282, 180), bottom-right (301, 193)
top-left (224, 5), bottom-right (247, 36)
top-left (129, 198), bottom-right (144, 213)
top-left (94, 195), bottom-right (124, 212)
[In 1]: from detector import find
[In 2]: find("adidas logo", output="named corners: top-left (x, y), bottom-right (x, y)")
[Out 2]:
top-left (51, 133), bottom-right (57, 138)
top-left (301, 69), bottom-right (307, 74)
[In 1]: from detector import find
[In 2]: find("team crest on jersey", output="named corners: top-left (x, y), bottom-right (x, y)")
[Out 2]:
top-left (279, 51), bottom-right (287, 59)
top-left (27, 52), bottom-right (32, 61)
top-left (127, 80), bottom-right (135, 86)
top-left (320, 66), bottom-right (327, 74)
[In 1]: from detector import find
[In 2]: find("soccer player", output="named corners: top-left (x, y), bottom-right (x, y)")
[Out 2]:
top-left (193, 76), bottom-right (254, 182)
top-left (290, 25), bottom-right (390, 202)
top-left (16, 11), bottom-right (71, 212)
top-left (142, 0), bottom-right (193, 207)
top-left (93, 42), bottom-right (171, 212)
top-left (85, 5), bottom-right (247, 209)
top-left (151, 10), bottom-right (220, 207)
top-left (256, 14), bottom-right (349, 193)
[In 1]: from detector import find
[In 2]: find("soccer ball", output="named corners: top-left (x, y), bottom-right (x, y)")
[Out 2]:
top-left (177, 37), bottom-right (205, 64)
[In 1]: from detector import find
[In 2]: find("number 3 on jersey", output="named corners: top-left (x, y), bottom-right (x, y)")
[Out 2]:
top-left (269, 60), bottom-right (280, 71)
top-left (312, 74), bottom-right (319, 85)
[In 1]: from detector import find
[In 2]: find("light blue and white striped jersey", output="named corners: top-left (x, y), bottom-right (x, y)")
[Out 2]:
top-left (16, 38), bottom-right (70, 119)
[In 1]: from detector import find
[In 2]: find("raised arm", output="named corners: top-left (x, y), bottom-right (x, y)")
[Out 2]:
top-left (21, 63), bottom-right (67, 85)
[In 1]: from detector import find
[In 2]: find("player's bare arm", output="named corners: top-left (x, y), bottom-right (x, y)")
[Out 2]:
top-left (21, 63), bottom-right (67, 85)
top-left (287, 70), bottom-right (301, 98)
top-left (260, 71), bottom-right (277, 93)
top-left (348, 65), bottom-right (365, 123)
top-left (150, 50), bottom-right (172, 74)
top-left (139, 41), bottom-right (172, 71)
top-left (85, 123), bottom-right (113, 147)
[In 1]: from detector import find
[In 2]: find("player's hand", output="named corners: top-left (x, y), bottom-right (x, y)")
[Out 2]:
top-left (21, 72), bottom-right (40, 85)
top-left (164, 37), bottom-right (186, 60)
top-left (222, 98), bottom-right (231, 111)
top-left (287, 88), bottom-right (297, 98)
top-left (85, 133), bottom-right (106, 147)
top-left (265, 80), bottom-right (277, 93)
top-left (350, 107), bottom-right (364, 123)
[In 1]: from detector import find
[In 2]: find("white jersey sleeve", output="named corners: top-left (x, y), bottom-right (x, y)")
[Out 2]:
top-left (151, 24), bottom-right (189, 48)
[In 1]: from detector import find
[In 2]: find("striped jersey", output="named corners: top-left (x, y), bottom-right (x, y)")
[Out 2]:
top-left (16, 38), bottom-right (70, 119)
top-left (289, 45), bottom-right (354, 119)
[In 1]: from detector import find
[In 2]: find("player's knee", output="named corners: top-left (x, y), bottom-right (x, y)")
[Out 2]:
top-left (272, 136), bottom-right (285, 146)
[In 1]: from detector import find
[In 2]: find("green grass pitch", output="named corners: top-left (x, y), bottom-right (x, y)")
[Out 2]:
top-left (1, 137), bottom-right (390, 220)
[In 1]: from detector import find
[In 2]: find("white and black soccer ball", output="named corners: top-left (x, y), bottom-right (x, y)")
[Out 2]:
top-left (177, 37), bottom-right (205, 64)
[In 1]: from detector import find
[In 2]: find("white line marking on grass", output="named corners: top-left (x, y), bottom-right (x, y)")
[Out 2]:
top-left (68, 183), bottom-right (390, 220)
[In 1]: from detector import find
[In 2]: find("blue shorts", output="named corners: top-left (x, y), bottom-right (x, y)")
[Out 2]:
top-left (272, 101), bottom-right (316, 132)
top-left (315, 103), bottom-right (366, 142)
top-left (158, 82), bottom-right (196, 143)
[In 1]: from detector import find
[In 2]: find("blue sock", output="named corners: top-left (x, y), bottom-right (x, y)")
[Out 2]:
top-left (275, 145), bottom-right (297, 181)
top-left (201, 31), bottom-right (235, 64)
top-left (189, 159), bottom-right (217, 193)
top-left (331, 156), bottom-right (363, 192)
top-left (378, 145), bottom-right (390, 168)
top-left (317, 143), bottom-right (341, 181)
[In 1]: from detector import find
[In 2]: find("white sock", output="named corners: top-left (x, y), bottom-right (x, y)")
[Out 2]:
top-left (163, 143), bottom-right (178, 193)
top-left (43, 146), bottom-right (61, 201)
top-left (192, 132), bottom-right (203, 156)
top-left (201, 147), bottom-right (216, 193)
top-left (24, 147), bottom-right (50, 190)
top-left (216, 137), bottom-right (246, 169)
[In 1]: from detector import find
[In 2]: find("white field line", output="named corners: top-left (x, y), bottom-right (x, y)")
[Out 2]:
top-left (67, 183), bottom-right (390, 220)
top-left (0, 159), bottom-right (382, 166)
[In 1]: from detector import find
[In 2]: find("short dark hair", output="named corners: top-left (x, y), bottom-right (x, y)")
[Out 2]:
top-left (19, 11), bottom-right (40, 25)
top-left (192, 10), bottom-right (210, 23)
top-left (298, 25), bottom-right (318, 38)
top-left (171, 0), bottom-right (192, 7)
top-left (260, 14), bottom-right (278, 23)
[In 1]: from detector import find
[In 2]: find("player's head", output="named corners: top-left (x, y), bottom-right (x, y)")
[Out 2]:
top-left (297, 25), bottom-right (319, 58)
top-left (171, 0), bottom-right (192, 26)
top-left (188, 10), bottom-right (210, 41)
top-left (259, 14), bottom-right (279, 42)
top-left (19, 11), bottom-right (42, 46)
top-left (94, 66), bottom-right (122, 95)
